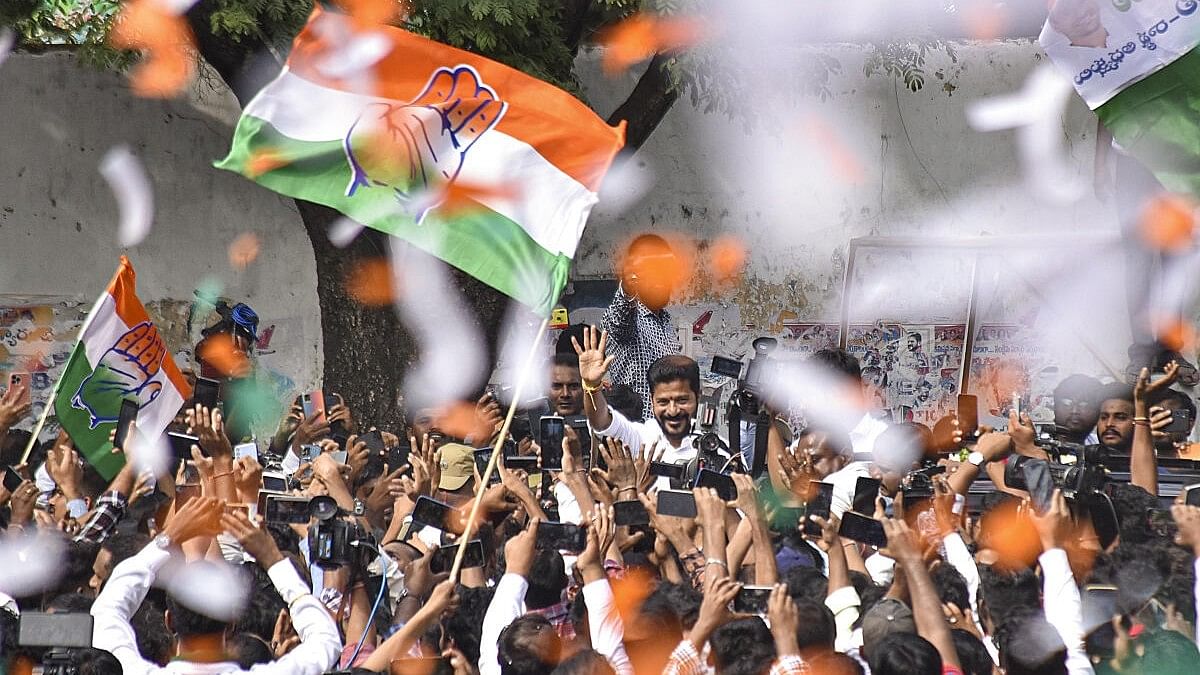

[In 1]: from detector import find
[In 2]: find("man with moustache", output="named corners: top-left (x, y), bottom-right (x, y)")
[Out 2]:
top-left (573, 326), bottom-right (724, 488)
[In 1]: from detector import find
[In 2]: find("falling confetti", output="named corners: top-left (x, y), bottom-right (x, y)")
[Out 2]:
top-left (800, 114), bottom-right (867, 184)
top-left (0, 532), bottom-right (66, 597)
top-left (0, 27), bottom-right (15, 71)
top-left (245, 148), bottom-right (290, 179)
top-left (99, 145), bottom-right (154, 248)
top-left (1139, 192), bottom-right (1195, 252)
top-left (346, 258), bottom-right (397, 306)
top-left (708, 235), bottom-right (747, 285)
top-left (108, 0), bottom-right (197, 98)
top-left (197, 333), bottom-right (251, 377)
top-left (164, 560), bottom-right (250, 621)
top-left (329, 217), bottom-right (366, 248)
top-left (598, 13), bottom-right (710, 76)
top-left (228, 232), bottom-right (261, 269)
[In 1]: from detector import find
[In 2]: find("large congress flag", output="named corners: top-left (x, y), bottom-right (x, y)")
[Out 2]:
top-left (54, 257), bottom-right (191, 479)
top-left (216, 7), bottom-right (626, 314)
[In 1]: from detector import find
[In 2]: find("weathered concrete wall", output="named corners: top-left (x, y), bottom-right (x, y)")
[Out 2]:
top-left (0, 50), bottom-right (323, 408)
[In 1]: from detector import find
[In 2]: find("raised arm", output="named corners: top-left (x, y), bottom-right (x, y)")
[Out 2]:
top-left (1131, 364), bottom-right (1178, 495)
top-left (478, 520), bottom-right (538, 675)
top-left (880, 518), bottom-right (960, 670)
top-left (574, 325), bottom-right (616, 432)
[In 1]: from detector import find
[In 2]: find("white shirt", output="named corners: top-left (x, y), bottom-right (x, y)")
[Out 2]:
top-left (1039, 548), bottom-right (1096, 675)
top-left (848, 413), bottom-right (888, 459)
top-left (823, 461), bottom-right (873, 519)
top-left (593, 407), bottom-right (727, 491)
top-left (92, 542), bottom-right (341, 675)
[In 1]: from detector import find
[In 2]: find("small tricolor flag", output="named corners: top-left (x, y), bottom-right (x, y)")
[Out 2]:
top-left (54, 257), bottom-right (191, 479)
top-left (216, 7), bottom-right (626, 314)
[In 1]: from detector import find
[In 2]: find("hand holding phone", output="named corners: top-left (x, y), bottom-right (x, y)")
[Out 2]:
top-left (535, 521), bottom-right (587, 553)
top-left (804, 481), bottom-right (834, 537)
top-left (838, 511), bottom-right (887, 547)
top-left (7, 372), bottom-right (31, 409)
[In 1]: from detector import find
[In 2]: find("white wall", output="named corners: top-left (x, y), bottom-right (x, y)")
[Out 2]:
top-left (0, 50), bottom-right (323, 407)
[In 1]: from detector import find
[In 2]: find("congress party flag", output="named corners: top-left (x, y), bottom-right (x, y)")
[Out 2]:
top-left (216, 7), bottom-right (626, 314)
top-left (54, 257), bottom-right (191, 479)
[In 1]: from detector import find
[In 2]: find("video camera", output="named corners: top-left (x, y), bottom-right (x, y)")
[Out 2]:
top-left (712, 337), bottom-right (779, 478)
top-left (900, 464), bottom-right (947, 503)
top-left (16, 612), bottom-right (94, 675)
top-left (300, 495), bottom-right (374, 570)
top-left (1004, 455), bottom-right (1107, 501)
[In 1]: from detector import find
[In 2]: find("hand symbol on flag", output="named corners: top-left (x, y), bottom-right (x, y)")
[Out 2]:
top-left (71, 322), bottom-right (165, 429)
top-left (344, 65), bottom-right (508, 223)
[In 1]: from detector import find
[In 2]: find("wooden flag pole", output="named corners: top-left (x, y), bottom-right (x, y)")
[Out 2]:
top-left (449, 316), bottom-right (550, 583)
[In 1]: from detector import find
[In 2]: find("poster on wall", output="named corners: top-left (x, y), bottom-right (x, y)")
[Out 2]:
top-left (0, 296), bottom-right (89, 429)
top-left (969, 323), bottom-right (1064, 427)
top-left (845, 322), bottom-right (966, 426)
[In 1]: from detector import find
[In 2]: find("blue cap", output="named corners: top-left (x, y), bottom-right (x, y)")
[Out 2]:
top-left (231, 303), bottom-right (259, 341)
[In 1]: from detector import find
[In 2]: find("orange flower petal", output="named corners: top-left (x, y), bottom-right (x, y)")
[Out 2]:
top-left (345, 258), bottom-right (397, 306)
top-left (335, 0), bottom-right (407, 29)
top-left (598, 14), bottom-right (709, 75)
top-left (109, 0), bottom-right (196, 98)
top-left (709, 235), bottom-right (747, 285)
top-left (228, 232), bottom-right (261, 270)
top-left (245, 147), bottom-right (291, 179)
top-left (434, 180), bottom-right (522, 217)
top-left (198, 333), bottom-right (251, 378)
top-left (1139, 192), bottom-right (1195, 252)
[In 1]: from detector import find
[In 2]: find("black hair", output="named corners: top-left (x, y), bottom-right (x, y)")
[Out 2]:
top-left (164, 563), bottom-right (235, 638)
top-left (646, 355), bottom-right (700, 398)
top-left (234, 565), bottom-right (287, 642)
top-left (710, 617), bottom-right (776, 675)
top-left (645, 582), bottom-right (700, 630)
top-left (555, 325), bottom-right (588, 355)
top-left (444, 585), bottom-right (494, 666)
top-left (71, 647), bottom-right (123, 675)
top-left (1108, 483), bottom-right (1159, 545)
top-left (46, 593), bottom-right (93, 613)
top-left (796, 425), bottom-right (854, 461)
top-left (782, 564), bottom-right (828, 604)
top-left (1149, 388), bottom-right (1197, 419)
top-left (0, 429), bottom-right (32, 467)
top-left (550, 649), bottom-right (616, 675)
top-left (606, 384), bottom-right (643, 423)
top-left (809, 349), bottom-right (862, 381)
top-left (806, 652), bottom-right (865, 675)
top-left (551, 352), bottom-right (580, 370)
top-left (929, 562), bottom-right (970, 611)
top-left (1053, 374), bottom-right (1101, 403)
top-left (1097, 382), bottom-right (1134, 405)
top-left (951, 629), bottom-right (993, 675)
top-left (79, 464), bottom-right (109, 500)
top-left (102, 530), bottom-right (151, 569)
top-left (994, 610), bottom-right (1067, 675)
top-left (866, 632), bottom-right (942, 675)
top-left (227, 633), bottom-right (273, 669)
top-left (793, 599), bottom-right (836, 655)
top-left (498, 614), bottom-right (561, 675)
top-left (58, 540), bottom-right (101, 596)
top-left (978, 565), bottom-right (1040, 632)
top-left (526, 549), bottom-right (568, 609)
top-left (132, 597), bottom-right (172, 666)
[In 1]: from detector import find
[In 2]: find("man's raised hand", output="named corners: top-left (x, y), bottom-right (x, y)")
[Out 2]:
top-left (572, 325), bottom-right (614, 388)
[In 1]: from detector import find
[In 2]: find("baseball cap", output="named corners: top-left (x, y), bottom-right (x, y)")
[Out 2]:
top-left (861, 598), bottom-right (916, 650)
top-left (438, 443), bottom-right (476, 491)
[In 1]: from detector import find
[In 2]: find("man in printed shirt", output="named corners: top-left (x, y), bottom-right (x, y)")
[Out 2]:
top-left (601, 234), bottom-right (684, 420)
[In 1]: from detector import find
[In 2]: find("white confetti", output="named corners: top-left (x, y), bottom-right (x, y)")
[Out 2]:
top-left (0, 28), bottom-right (15, 71)
top-left (164, 560), bottom-right (249, 621)
top-left (966, 65), bottom-right (1085, 203)
top-left (154, 0), bottom-right (200, 13)
top-left (328, 217), bottom-right (365, 248)
top-left (495, 304), bottom-right (551, 406)
top-left (99, 145), bottom-right (154, 247)
top-left (0, 533), bottom-right (66, 597)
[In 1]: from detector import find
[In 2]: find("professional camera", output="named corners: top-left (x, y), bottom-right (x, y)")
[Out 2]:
top-left (900, 464), bottom-right (946, 503)
top-left (1004, 455), bottom-right (1107, 500)
top-left (712, 337), bottom-right (779, 478)
top-left (307, 496), bottom-right (373, 569)
top-left (15, 612), bottom-right (94, 675)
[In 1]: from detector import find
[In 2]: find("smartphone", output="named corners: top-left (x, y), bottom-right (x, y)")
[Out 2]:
top-left (224, 503), bottom-right (250, 518)
top-left (389, 657), bottom-right (450, 675)
top-left (387, 443), bottom-right (411, 474)
top-left (838, 511), bottom-right (887, 547)
top-left (264, 495), bottom-right (312, 524)
top-left (7, 372), bottom-right (32, 408)
top-left (359, 429), bottom-right (386, 473)
top-left (233, 442), bottom-right (258, 462)
top-left (194, 377), bottom-right (221, 409)
top-left (1022, 459), bottom-right (1055, 515)
top-left (3, 466), bottom-right (24, 494)
top-left (1082, 584), bottom-right (1119, 629)
top-left (656, 489), bottom-right (697, 518)
top-left (1183, 482), bottom-right (1200, 507)
top-left (614, 499), bottom-right (650, 526)
top-left (957, 394), bottom-right (979, 438)
top-left (431, 539), bottom-right (485, 572)
top-left (852, 477), bottom-right (882, 515)
top-left (114, 398), bottom-right (139, 451)
top-left (262, 471), bottom-right (288, 493)
top-left (474, 448), bottom-right (502, 485)
top-left (411, 496), bottom-right (458, 532)
top-left (733, 585), bottom-right (774, 615)
top-left (1165, 408), bottom-right (1193, 435)
top-left (538, 416), bottom-right (565, 471)
top-left (710, 355), bottom-right (744, 379)
top-left (804, 481), bottom-right (834, 537)
top-left (301, 390), bottom-right (326, 424)
top-left (167, 432), bottom-right (201, 459)
top-left (503, 456), bottom-right (539, 473)
top-left (298, 444), bottom-right (321, 463)
top-left (564, 414), bottom-right (592, 455)
top-left (650, 461), bottom-right (686, 480)
top-left (694, 468), bottom-right (737, 501)
top-left (536, 521), bottom-right (587, 553)
top-left (17, 612), bottom-right (94, 648)
top-left (330, 449), bottom-right (348, 465)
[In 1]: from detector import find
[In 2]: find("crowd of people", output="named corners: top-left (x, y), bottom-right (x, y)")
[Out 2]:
top-left (0, 271), bottom-right (1199, 675)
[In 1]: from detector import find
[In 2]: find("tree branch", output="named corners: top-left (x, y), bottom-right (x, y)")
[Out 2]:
top-left (185, 0), bottom-right (282, 108)
top-left (558, 0), bottom-right (593, 56)
top-left (606, 53), bottom-right (679, 152)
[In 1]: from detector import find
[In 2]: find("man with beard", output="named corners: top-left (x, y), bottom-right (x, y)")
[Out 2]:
top-left (573, 326), bottom-right (721, 489)
top-left (1095, 383), bottom-right (1135, 455)
top-left (1050, 374), bottom-right (1102, 446)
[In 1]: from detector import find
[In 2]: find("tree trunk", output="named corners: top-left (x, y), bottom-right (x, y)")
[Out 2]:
top-left (608, 53), bottom-right (680, 151)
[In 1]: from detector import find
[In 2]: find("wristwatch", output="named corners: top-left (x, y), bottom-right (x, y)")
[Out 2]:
top-left (154, 532), bottom-right (172, 550)
top-left (967, 451), bottom-right (987, 467)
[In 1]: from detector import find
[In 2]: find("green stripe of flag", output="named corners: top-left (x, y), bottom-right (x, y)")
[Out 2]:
top-left (53, 344), bottom-right (125, 480)
top-left (215, 116), bottom-right (572, 314)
